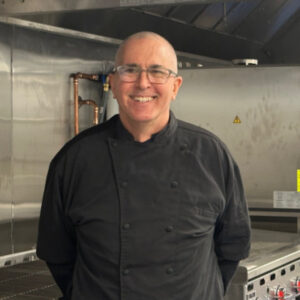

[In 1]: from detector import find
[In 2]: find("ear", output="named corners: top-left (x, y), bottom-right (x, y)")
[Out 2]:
top-left (108, 73), bottom-right (116, 99)
top-left (171, 76), bottom-right (183, 100)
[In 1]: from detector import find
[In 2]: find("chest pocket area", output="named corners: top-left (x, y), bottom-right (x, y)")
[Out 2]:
top-left (178, 197), bottom-right (219, 238)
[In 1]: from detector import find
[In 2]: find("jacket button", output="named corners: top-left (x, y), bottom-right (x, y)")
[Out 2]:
top-left (121, 181), bottom-right (128, 188)
top-left (171, 181), bottom-right (178, 188)
top-left (180, 143), bottom-right (188, 151)
top-left (123, 269), bottom-right (130, 275)
top-left (111, 140), bottom-right (117, 147)
top-left (166, 267), bottom-right (174, 274)
top-left (165, 225), bottom-right (174, 232)
top-left (122, 223), bottom-right (130, 230)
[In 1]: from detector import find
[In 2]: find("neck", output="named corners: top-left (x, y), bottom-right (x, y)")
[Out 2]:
top-left (120, 115), bottom-right (169, 143)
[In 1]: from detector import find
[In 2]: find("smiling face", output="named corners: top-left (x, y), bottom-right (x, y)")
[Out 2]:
top-left (109, 34), bottom-right (182, 134)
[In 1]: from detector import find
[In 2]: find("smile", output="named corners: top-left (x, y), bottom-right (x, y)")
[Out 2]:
top-left (131, 96), bottom-right (157, 103)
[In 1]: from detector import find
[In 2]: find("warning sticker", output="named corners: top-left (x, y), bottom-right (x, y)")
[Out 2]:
top-left (233, 115), bottom-right (241, 124)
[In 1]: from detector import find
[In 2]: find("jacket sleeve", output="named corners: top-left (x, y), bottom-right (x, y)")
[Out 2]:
top-left (47, 262), bottom-right (74, 300)
top-left (214, 147), bottom-right (251, 291)
top-left (36, 158), bottom-right (76, 296)
top-left (218, 259), bottom-right (239, 292)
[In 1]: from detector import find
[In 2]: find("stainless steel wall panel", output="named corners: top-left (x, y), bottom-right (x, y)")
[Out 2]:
top-left (173, 66), bottom-right (300, 206)
top-left (0, 19), bottom-right (118, 257)
top-left (0, 23), bottom-right (12, 255)
top-left (10, 26), bottom-right (117, 253)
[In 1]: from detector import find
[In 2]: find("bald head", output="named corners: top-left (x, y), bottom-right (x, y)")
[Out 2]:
top-left (115, 31), bottom-right (178, 73)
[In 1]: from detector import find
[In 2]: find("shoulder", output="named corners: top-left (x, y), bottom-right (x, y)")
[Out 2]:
top-left (175, 118), bottom-right (237, 171)
top-left (175, 118), bottom-right (239, 181)
top-left (51, 115), bottom-right (118, 166)
top-left (176, 119), bottom-right (227, 150)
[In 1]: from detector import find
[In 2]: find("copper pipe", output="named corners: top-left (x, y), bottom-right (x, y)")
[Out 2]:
top-left (79, 99), bottom-right (99, 125)
top-left (75, 72), bottom-right (99, 81)
top-left (72, 73), bottom-right (100, 135)
top-left (73, 77), bottom-right (79, 135)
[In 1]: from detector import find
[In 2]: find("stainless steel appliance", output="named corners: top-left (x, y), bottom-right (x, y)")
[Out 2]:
top-left (225, 230), bottom-right (300, 300)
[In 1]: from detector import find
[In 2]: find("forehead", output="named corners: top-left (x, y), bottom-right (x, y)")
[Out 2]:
top-left (117, 37), bottom-right (175, 68)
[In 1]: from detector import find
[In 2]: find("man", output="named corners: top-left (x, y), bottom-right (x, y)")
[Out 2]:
top-left (37, 32), bottom-right (251, 300)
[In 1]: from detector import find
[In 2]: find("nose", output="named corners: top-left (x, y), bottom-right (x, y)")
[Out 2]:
top-left (136, 69), bottom-right (151, 89)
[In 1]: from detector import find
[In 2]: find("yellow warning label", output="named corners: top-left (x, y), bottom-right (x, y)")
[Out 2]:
top-left (233, 115), bottom-right (241, 124)
top-left (297, 169), bottom-right (300, 192)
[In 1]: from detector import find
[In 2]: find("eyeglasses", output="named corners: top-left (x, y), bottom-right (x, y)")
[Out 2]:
top-left (112, 64), bottom-right (177, 84)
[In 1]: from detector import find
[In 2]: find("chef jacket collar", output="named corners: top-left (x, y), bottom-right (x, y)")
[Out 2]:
top-left (114, 111), bottom-right (177, 144)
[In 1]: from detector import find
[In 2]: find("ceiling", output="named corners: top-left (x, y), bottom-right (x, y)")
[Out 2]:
top-left (1, 0), bottom-right (299, 67)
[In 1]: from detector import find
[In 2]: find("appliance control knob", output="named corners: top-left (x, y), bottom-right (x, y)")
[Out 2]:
top-left (268, 286), bottom-right (286, 300)
top-left (290, 277), bottom-right (300, 294)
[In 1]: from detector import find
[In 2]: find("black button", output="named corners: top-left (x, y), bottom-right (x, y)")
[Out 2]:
top-left (111, 140), bottom-right (117, 147)
top-left (171, 181), bottom-right (178, 188)
top-left (166, 267), bottom-right (174, 274)
top-left (165, 225), bottom-right (174, 232)
top-left (180, 143), bottom-right (188, 151)
top-left (122, 223), bottom-right (130, 230)
top-left (121, 181), bottom-right (128, 188)
top-left (122, 269), bottom-right (130, 276)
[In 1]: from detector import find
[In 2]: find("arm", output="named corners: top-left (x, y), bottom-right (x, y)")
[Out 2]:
top-left (217, 259), bottom-right (239, 292)
top-left (47, 262), bottom-right (74, 299)
top-left (37, 158), bottom-right (76, 297)
top-left (214, 151), bottom-right (251, 292)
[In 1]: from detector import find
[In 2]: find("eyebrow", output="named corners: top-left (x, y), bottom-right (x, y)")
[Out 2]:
top-left (123, 63), bottom-right (165, 69)
top-left (148, 64), bottom-right (164, 69)
top-left (124, 63), bottom-right (139, 67)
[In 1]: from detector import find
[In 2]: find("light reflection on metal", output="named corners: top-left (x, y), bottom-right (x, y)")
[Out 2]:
top-left (72, 72), bottom-right (100, 135)
top-left (0, 0), bottom-right (242, 16)
top-left (0, 250), bottom-right (37, 268)
top-left (232, 58), bottom-right (258, 66)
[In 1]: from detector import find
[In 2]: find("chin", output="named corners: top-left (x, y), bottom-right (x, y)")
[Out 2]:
top-left (132, 116), bottom-right (154, 123)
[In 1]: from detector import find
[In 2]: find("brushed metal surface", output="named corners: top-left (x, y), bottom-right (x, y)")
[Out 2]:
top-left (11, 26), bottom-right (117, 253)
top-left (10, 26), bottom-right (115, 223)
top-left (0, 260), bottom-right (61, 299)
top-left (0, 17), bottom-right (230, 69)
top-left (0, 249), bottom-right (36, 268)
top-left (0, 16), bottom-right (122, 46)
top-left (0, 19), bottom-right (118, 256)
top-left (0, 23), bottom-right (12, 256)
top-left (243, 229), bottom-right (300, 279)
top-left (0, 0), bottom-right (239, 16)
top-left (174, 67), bottom-right (300, 204)
top-left (226, 229), bottom-right (300, 300)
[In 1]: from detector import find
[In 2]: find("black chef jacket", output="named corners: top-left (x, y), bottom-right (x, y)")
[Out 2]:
top-left (37, 111), bottom-right (251, 300)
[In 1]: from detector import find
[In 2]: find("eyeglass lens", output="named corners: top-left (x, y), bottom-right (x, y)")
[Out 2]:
top-left (118, 65), bottom-right (174, 83)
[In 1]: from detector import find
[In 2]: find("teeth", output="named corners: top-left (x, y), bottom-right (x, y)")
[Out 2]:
top-left (133, 97), bottom-right (154, 102)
